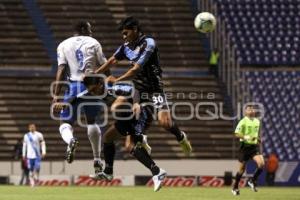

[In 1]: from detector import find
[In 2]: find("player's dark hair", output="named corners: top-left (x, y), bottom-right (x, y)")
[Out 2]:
top-left (74, 21), bottom-right (91, 35)
top-left (245, 104), bottom-right (254, 109)
top-left (117, 16), bottom-right (141, 31)
top-left (83, 75), bottom-right (103, 87)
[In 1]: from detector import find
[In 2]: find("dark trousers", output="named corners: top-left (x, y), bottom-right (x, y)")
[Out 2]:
top-left (209, 64), bottom-right (218, 77)
top-left (266, 172), bottom-right (276, 186)
top-left (19, 169), bottom-right (29, 185)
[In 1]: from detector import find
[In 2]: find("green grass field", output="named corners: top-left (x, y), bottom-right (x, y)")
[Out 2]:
top-left (0, 186), bottom-right (299, 200)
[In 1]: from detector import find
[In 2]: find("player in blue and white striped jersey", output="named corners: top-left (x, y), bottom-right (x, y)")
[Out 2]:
top-left (52, 21), bottom-right (107, 176)
top-left (22, 123), bottom-right (46, 187)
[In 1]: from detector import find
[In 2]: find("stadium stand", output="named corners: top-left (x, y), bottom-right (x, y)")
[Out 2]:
top-left (0, 0), bottom-right (235, 160)
top-left (37, 0), bottom-right (210, 70)
top-left (215, 0), bottom-right (300, 65)
top-left (202, 0), bottom-right (300, 161)
top-left (0, 75), bottom-right (234, 160)
top-left (243, 70), bottom-right (300, 161)
top-left (0, 0), bottom-right (51, 68)
top-left (36, 0), bottom-right (121, 58)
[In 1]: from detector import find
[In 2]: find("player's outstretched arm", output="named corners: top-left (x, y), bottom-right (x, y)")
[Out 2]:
top-left (94, 56), bottom-right (117, 74)
top-left (116, 63), bottom-right (141, 82)
top-left (53, 64), bottom-right (66, 103)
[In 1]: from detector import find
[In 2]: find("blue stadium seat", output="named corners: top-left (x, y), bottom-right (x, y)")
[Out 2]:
top-left (217, 0), bottom-right (300, 65)
top-left (245, 71), bottom-right (300, 161)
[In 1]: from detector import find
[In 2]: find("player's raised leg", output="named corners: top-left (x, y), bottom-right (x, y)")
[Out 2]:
top-left (55, 72), bottom-right (82, 164)
top-left (84, 102), bottom-right (104, 175)
top-left (95, 124), bottom-right (121, 181)
top-left (129, 105), bottom-right (167, 192)
top-left (130, 142), bottom-right (166, 192)
top-left (59, 122), bottom-right (77, 161)
top-left (158, 109), bottom-right (192, 155)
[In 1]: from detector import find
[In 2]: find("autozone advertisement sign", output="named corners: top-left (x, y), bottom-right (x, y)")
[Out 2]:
top-left (9, 175), bottom-right (247, 187)
top-left (9, 175), bottom-right (71, 186)
top-left (136, 176), bottom-right (248, 187)
top-left (142, 176), bottom-right (197, 187)
top-left (9, 175), bottom-right (134, 186)
top-left (74, 175), bottom-right (134, 186)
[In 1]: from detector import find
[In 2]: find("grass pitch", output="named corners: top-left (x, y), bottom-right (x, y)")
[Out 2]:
top-left (0, 186), bottom-right (299, 200)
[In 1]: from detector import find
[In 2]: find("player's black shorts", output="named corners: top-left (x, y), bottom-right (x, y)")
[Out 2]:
top-left (238, 143), bottom-right (260, 162)
top-left (114, 105), bottom-right (153, 137)
top-left (140, 91), bottom-right (169, 112)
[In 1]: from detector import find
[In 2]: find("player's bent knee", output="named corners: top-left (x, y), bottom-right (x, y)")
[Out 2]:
top-left (111, 97), bottom-right (128, 112)
top-left (59, 123), bottom-right (72, 133)
top-left (124, 142), bottom-right (134, 153)
top-left (159, 118), bottom-right (171, 129)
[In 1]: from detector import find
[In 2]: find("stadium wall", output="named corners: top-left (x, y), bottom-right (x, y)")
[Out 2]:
top-left (0, 160), bottom-right (299, 186)
top-left (1, 160), bottom-right (237, 176)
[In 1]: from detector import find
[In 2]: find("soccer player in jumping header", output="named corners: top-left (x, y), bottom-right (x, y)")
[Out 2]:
top-left (52, 21), bottom-right (107, 177)
top-left (95, 17), bottom-right (192, 191)
top-left (232, 105), bottom-right (265, 196)
top-left (22, 123), bottom-right (46, 187)
top-left (95, 16), bottom-right (192, 154)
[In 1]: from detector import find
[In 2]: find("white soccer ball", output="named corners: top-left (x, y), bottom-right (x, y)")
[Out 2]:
top-left (194, 12), bottom-right (216, 33)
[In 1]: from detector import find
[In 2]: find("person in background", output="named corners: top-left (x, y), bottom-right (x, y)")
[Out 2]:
top-left (14, 139), bottom-right (29, 185)
top-left (231, 105), bottom-right (265, 196)
top-left (22, 123), bottom-right (46, 187)
top-left (209, 48), bottom-right (219, 77)
top-left (265, 153), bottom-right (278, 186)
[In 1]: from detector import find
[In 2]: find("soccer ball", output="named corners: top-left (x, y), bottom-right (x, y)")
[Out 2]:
top-left (194, 12), bottom-right (216, 33)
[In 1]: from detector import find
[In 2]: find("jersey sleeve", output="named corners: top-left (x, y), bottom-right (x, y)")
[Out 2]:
top-left (234, 119), bottom-right (245, 135)
top-left (95, 42), bottom-right (107, 65)
top-left (113, 45), bottom-right (126, 60)
top-left (136, 38), bottom-right (156, 67)
top-left (37, 132), bottom-right (45, 142)
top-left (57, 43), bottom-right (67, 66)
top-left (38, 132), bottom-right (46, 155)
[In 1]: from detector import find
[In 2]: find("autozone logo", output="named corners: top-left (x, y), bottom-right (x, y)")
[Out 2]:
top-left (146, 176), bottom-right (196, 187)
top-left (199, 176), bottom-right (224, 187)
top-left (199, 176), bottom-right (247, 187)
top-left (74, 176), bottom-right (122, 186)
top-left (37, 179), bottom-right (70, 186)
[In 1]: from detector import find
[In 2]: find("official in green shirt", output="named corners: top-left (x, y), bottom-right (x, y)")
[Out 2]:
top-left (209, 48), bottom-right (219, 77)
top-left (232, 105), bottom-right (265, 196)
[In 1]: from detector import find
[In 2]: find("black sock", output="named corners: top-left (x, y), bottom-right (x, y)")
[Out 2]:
top-left (234, 172), bottom-right (243, 189)
top-left (131, 146), bottom-right (160, 176)
top-left (132, 134), bottom-right (143, 144)
top-left (166, 122), bottom-right (184, 141)
top-left (252, 168), bottom-right (263, 182)
top-left (103, 143), bottom-right (115, 174)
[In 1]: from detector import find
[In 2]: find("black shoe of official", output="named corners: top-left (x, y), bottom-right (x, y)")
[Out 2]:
top-left (66, 138), bottom-right (79, 164)
top-left (247, 179), bottom-right (258, 192)
top-left (231, 188), bottom-right (240, 196)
